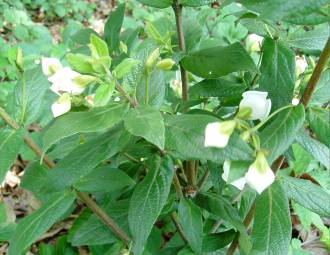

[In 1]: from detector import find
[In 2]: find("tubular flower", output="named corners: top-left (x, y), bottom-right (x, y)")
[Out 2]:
top-left (48, 67), bottom-right (85, 95)
top-left (51, 93), bottom-right (71, 118)
top-left (204, 120), bottom-right (236, 148)
top-left (41, 57), bottom-right (62, 76)
top-left (222, 160), bottom-right (246, 190)
top-left (238, 91), bottom-right (271, 121)
top-left (246, 33), bottom-right (263, 52)
top-left (295, 55), bottom-right (308, 77)
top-left (245, 152), bottom-right (275, 194)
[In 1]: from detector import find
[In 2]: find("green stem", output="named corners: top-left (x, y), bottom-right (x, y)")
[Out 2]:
top-left (145, 75), bottom-right (149, 105)
top-left (250, 104), bottom-right (295, 132)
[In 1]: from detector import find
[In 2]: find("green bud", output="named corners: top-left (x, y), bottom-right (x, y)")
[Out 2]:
top-left (254, 151), bottom-right (269, 174)
top-left (16, 48), bottom-right (24, 71)
top-left (73, 75), bottom-right (97, 87)
top-left (58, 93), bottom-right (71, 104)
top-left (240, 130), bottom-right (251, 142)
top-left (145, 48), bottom-right (160, 71)
top-left (251, 133), bottom-right (260, 150)
top-left (156, 58), bottom-right (175, 70)
top-left (236, 106), bottom-right (252, 119)
top-left (219, 120), bottom-right (236, 136)
top-left (119, 41), bottom-right (128, 54)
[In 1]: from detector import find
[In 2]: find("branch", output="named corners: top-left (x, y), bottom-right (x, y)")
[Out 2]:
top-left (173, 1), bottom-right (189, 101)
top-left (301, 38), bottom-right (330, 107)
top-left (171, 212), bottom-right (188, 243)
top-left (0, 106), bottom-right (131, 245)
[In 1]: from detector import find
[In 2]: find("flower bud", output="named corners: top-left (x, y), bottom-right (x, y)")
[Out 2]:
top-left (145, 48), bottom-right (160, 71)
top-left (119, 41), bottom-right (128, 54)
top-left (238, 91), bottom-right (271, 121)
top-left (51, 93), bottom-right (71, 118)
top-left (16, 48), bottom-right (24, 71)
top-left (156, 58), bottom-right (175, 70)
top-left (42, 57), bottom-right (62, 76)
top-left (222, 160), bottom-right (246, 190)
top-left (245, 152), bottom-right (275, 194)
top-left (204, 120), bottom-right (236, 148)
top-left (295, 55), bottom-right (308, 77)
top-left (246, 33), bottom-right (263, 52)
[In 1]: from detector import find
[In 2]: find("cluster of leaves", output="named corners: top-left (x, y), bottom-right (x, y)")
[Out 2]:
top-left (0, 0), bottom-right (330, 255)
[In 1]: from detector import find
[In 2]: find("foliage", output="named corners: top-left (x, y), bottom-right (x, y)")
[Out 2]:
top-left (0, 0), bottom-right (329, 255)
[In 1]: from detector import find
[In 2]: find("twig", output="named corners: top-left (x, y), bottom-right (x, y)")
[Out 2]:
top-left (301, 38), bottom-right (330, 107)
top-left (0, 106), bottom-right (131, 245)
top-left (197, 169), bottom-right (210, 190)
top-left (172, 1), bottom-right (189, 101)
top-left (173, 171), bottom-right (184, 199)
top-left (171, 212), bottom-right (188, 243)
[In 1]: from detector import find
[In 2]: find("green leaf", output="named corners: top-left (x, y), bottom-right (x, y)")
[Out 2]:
top-left (285, 25), bottom-right (330, 52)
top-left (194, 193), bottom-right (246, 234)
top-left (137, 0), bottom-right (172, 8)
top-left (239, 0), bottom-right (330, 25)
top-left (181, 43), bottom-right (256, 79)
top-left (165, 114), bottom-right (253, 162)
top-left (42, 104), bottom-right (128, 153)
top-left (178, 199), bottom-right (203, 254)
top-left (0, 223), bottom-right (16, 242)
top-left (13, 66), bottom-right (50, 125)
top-left (310, 69), bottom-right (330, 106)
top-left (113, 58), bottom-right (140, 79)
top-left (307, 108), bottom-right (330, 147)
top-left (94, 81), bottom-right (116, 107)
top-left (90, 33), bottom-right (109, 58)
top-left (279, 174), bottom-right (330, 218)
top-left (181, 0), bottom-right (216, 7)
top-left (124, 106), bottom-right (165, 149)
top-left (189, 78), bottom-right (246, 99)
top-left (66, 53), bottom-right (94, 74)
top-left (128, 155), bottom-right (174, 255)
top-left (250, 181), bottom-right (291, 255)
top-left (260, 105), bottom-right (305, 163)
top-left (295, 130), bottom-right (330, 169)
top-left (20, 161), bottom-right (48, 199)
top-left (292, 144), bottom-right (313, 175)
top-left (136, 69), bottom-right (166, 109)
top-left (104, 4), bottom-right (125, 51)
top-left (259, 38), bottom-right (295, 110)
top-left (41, 127), bottom-right (132, 193)
top-left (202, 230), bottom-right (236, 253)
top-left (74, 166), bottom-right (135, 192)
top-left (0, 128), bottom-right (24, 183)
top-left (68, 200), bottom-right (129, 246)
top-left (8, 191), bottom-right (76, 255)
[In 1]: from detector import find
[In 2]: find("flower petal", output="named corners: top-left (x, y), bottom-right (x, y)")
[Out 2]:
top-left (245, 164), bottom-right (275, 194)
top-left (204, 122), bottom-right (230, 148)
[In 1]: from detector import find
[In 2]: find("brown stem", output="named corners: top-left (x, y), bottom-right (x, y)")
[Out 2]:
top-left (173, 1), bottom-right (189, 101)
top-left (173, 171), bottom-right (184, 199)
top-left (197, 169), bottom-right (210, 190)
top-left (226, 202), bottom-right (256, 255)
top-left (171, 212), bottom-right (188, 243)
top-left (0, 106), bottom-right (131, 245)
top-left (115, 82), bottom-right (139, 108)
top-left (301, 38), bottom-right (330, 107)
top-left (77, 191), bottom-right (131, 244)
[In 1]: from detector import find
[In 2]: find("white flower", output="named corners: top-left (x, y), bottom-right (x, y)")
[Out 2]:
top-left (48, 67), bottom-right (85, 95)
top-left (238, 91), bottom-right (272, 121)
top-left (246, 34), bottom-right (263, 51)
top-left (41, 57), bottom-right (62, 76)
top-left (245, 152), bottom-right (275, 194)
top-left (51, 93), bottom-right (71, 118)
top-left (204, 120), bottom-right (236, 148)
top-left (295, 55), bottom-right (308, 77)
top-left (222, 160), bottom-right (246, 190)
top-left (291, 98), bottom-right (300, 105)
